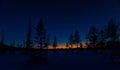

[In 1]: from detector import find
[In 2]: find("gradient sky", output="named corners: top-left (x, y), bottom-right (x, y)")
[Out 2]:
top-left (0, 0), bottom-right (120, 45)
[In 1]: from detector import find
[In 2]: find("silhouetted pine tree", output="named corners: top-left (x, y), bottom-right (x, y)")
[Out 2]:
top-left (53, 36), bottom-right (57, 49)
top-left (26, 18), bottom-right (32, 48)
top-left (74, 29), bottom-right (81, 48)
top-left (105, 19), bottom-right (120, 63)
top-left (86, 26), bottom-right (99, 48)
top-left (35, 18), bottom-right (47, 49)
top-left (106, 19), bottom-right (119, 42)
top-left (68, 33), bottom-right (74, 48)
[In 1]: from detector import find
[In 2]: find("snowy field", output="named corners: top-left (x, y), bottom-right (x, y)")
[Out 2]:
top-left (0, 50), bottom-right (120, 70)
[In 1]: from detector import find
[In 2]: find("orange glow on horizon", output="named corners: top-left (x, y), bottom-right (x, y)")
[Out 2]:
top-left (32, 43), bottom-right (87, 49)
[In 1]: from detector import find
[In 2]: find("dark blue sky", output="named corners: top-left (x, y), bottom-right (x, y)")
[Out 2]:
top-left (0, 0), bottom-right (120, 45)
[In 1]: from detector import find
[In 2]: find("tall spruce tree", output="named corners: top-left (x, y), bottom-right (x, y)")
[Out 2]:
top-left (35, 18), bottom-right (47, 49)
top-left (26, 18), bottom-right (32, 48)
top-left (74, 29), bottom-right (80, 48)
top-left (105, 19), bottom-right (119, 48)
top-left (68, 33), bottom-right (74, 48)
top-left (106, 19), bottom-right (119, 42)
top-left (86, 26), bottom-right (99, 48)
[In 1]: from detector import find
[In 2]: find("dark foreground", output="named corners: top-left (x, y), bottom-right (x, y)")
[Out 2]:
top-left (0, 47), bottom-right (120, 70)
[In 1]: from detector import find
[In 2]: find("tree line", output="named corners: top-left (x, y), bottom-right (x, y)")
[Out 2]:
top-left (66, 19), bottom-right (120, 49)
top-left (0, 18), bottom-right (120, 50)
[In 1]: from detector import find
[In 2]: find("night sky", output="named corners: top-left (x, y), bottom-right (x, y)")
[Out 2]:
top-left (0, 0), bottom-right (120, 45)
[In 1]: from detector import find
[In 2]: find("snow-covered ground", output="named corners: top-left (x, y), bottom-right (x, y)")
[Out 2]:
top-left (0, 50), bottom-right (120, 70)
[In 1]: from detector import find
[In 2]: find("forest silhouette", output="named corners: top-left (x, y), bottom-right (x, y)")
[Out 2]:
top-left (0, 18), bottom-right (120, 65)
